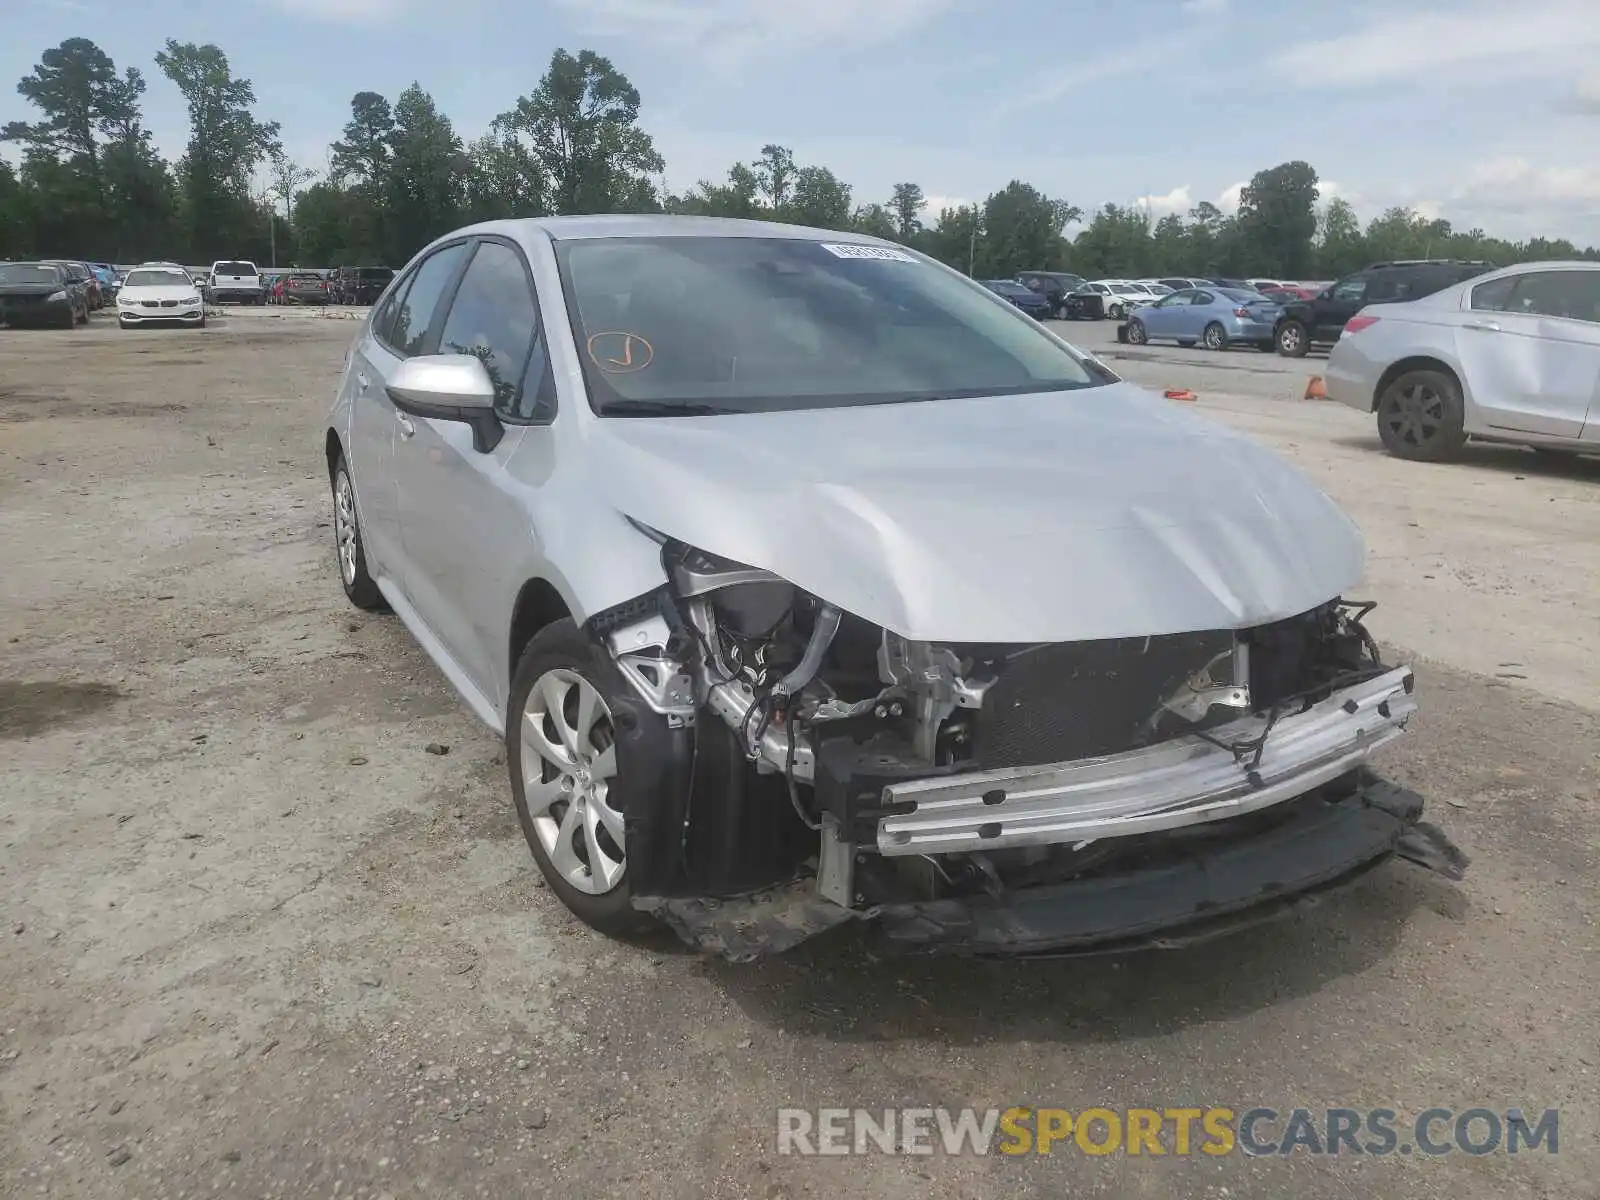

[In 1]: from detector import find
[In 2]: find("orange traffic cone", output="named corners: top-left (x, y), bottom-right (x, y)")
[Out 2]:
top-left (1304, 375), bottom-right (1328, 400)
top-left (1164, 389), bottom-right (1197, 402)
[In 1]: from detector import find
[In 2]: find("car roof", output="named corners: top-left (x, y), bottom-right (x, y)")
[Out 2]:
top-left (461, 213), bottom-right (905, 245)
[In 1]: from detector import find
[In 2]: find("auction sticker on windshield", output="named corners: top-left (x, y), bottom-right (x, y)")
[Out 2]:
top-left (819, 243), bottom-right (918, 263)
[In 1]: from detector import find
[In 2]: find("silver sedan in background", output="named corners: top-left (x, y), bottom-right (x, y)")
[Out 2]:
top-left (1326, 261), bottom-right (1600, 460)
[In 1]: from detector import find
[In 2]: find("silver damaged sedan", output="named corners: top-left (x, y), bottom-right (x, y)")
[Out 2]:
top-left (325, 216), bottom-right (1465, 959)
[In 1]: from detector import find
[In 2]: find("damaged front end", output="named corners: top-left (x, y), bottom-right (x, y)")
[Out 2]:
top-left (587, 540), bottom-right (1466, 961)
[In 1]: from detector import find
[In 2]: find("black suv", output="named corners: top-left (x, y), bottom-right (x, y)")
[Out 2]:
top-left (1272, 260), bottom-right (1493, 357)
top-left (1016, 270), bottom-right (1101, 319)
top-left (330, 266), bottom-right (396, 305)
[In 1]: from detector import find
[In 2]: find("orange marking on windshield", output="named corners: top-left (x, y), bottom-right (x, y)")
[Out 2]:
top-left (587, 331), bottom-right (654, 373)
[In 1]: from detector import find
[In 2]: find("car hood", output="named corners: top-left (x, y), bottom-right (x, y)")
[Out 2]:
top-left (591, 382), bottom-right (1366, 643)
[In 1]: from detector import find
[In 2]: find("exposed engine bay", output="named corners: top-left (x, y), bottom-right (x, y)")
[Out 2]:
top-left (587, 536), bottom-right (1464, 958)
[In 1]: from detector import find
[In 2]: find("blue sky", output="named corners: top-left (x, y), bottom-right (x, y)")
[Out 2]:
top-left (6, 0), bottom-right (1600, 244)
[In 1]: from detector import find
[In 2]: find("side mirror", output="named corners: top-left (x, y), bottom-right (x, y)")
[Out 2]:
top-left (386, 353), bottom-right (504, 454)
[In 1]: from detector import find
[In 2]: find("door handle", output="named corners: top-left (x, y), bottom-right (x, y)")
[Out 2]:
top-left (396, 413), bottom-right (415, 438)
top-left (1463, 320), bottom-right (1500, 332)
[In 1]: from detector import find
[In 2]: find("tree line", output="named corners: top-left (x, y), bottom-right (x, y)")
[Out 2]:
top-left (5, 37), bottom-right (1597, 279)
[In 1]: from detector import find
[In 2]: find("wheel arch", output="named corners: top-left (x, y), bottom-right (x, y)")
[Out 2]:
top-left (324, 428), bottom-right (343, 481)
top-left (508, 577), bottom-right (574, 683)
top-left (1372, 356), bottom-right (1462, 414)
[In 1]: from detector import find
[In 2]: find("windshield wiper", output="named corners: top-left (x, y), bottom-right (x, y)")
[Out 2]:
top-left (598, 399), bottom-right (739, 417)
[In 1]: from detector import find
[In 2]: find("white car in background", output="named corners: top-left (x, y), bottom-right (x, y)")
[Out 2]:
top-left (1084, 280), bottom-right (1153, 320)
top-left (207, 259), bottom-right (264, 305)
top-left (115, 265), bottom-right (206, 329)
top-left (1326, 261), bottom-right (1600, 461)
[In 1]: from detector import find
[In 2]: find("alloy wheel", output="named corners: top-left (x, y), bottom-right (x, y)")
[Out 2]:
top-left (1204, 324), bottom-right (1225, 350)
top-left (1279, 325), bottom-right (1304, 354)
top-left (1127, 320), bottom-right (1147, 345)
top-left (333, 469), bottom-right (359, 586)
top-left (520, 669), bottom-right (625, 895)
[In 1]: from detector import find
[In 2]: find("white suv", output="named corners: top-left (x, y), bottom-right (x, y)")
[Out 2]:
top-left (207, 260), bottom-right (263, 305)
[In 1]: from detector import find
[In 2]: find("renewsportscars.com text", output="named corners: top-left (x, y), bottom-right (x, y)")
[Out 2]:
top-left (776, 1106), bottom-right (1559, 1157)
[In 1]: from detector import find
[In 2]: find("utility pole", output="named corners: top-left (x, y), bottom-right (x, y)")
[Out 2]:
top-left (968, 206), bottom-right (978, 276)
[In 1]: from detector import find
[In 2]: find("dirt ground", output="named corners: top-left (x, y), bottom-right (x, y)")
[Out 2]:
top-left (1, 308), bottom-right (1596, 1199)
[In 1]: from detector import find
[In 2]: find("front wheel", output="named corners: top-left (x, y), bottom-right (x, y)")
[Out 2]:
top-left (331, 456), bottom-right (386, 610)
top-left (1126, 318), bottom-right (1148, 345)
top-left (507, 619), bottom-right (654, 936)
top-left (1203, 322), bottom-right (1228, 351)
top-left (1376, 369), bottom-right (1467, 461)
top-left (1108, 302), bottom-right (1126, 320)
top-left (1275, 320), bottom-right (1309, 357)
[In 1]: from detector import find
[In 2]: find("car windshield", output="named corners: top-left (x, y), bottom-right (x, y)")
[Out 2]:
top-left (984, 281), bottom-right (1030, 296)
top-left (215, 262), bottom-right (255, 275)
top-left (1109, 284), bottom-right (1140, 295)
top-left (0, 264), bottom-right (60, 285)
top-left (124, 269), bottom-right (190, 288)
top-left (556, 236), bottom-right (1106, 416)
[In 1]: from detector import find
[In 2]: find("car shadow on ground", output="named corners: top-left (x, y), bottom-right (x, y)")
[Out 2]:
top-left (699, 863), bottom-right (1461, 1046)
top-left (1328, 436), bottom-right (1600, 482)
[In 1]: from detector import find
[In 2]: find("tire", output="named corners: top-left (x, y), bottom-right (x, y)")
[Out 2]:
top-left (1376, 369), bottom-right (1467, 462)
top-left (506, 619), bottom-right (653, 936)
top-left (60, 307), bottom-right (76, 330)
top-left (330, 456), bottom-right (386, 610)
top-left (1108, 302), bottom-right (1126, 320)
top-left (1126, 318), bottom-right (1148, 345)
top-left (197, 315), bottom-right (206, 329)
top-left (1203, 322), bottom-right (1228, 351)
top-left (1275, 320), bottom-right (1309, 357)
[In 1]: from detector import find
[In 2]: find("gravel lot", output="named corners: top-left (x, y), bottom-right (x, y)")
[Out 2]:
top-left (2, 308), bottom-right (1597, 1199)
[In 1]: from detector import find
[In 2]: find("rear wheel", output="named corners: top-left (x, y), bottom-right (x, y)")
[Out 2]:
top-left (507, 619), bottom-right (653, 936)
top-left (1203, 322), bottom-right (1228, 351)
top-left (1126, 318), bottom-right (1148, 345)
top-left (1108, 301), bottom-right (1126, 320)
top-left (1376, 369), bottom-right (1467, 461)
top-left (1275, 320), bottom-right (1309, 357)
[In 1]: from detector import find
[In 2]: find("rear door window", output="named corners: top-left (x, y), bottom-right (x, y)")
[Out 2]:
top-left (1504, 270), bottom-right (1600, 323)
top-left (1331, 277), bottom-right (1367, 303)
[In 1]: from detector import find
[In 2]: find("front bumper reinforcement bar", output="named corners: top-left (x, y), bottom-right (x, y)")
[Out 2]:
top-left (876, 665), bottom-right (1416, 856)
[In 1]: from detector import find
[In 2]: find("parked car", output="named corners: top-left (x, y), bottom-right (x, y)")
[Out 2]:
top-left (89, 263), bottom-right (120, 299)
top-left (331, 266), bottom-right (396, 305)
top-left (1085, 280), bottom-right (1151, 320)
top-left (1325, 261), bottom-right (1599, 461)
top-left (1014, 270), bottom-right (1098, 319)
top-left (0, 261), bottom-right (87, 328)
top-left (1157, 277), bottom-right (1212, 292)
top-left (115, 265), bottom-right (206, 329)
top-left (325, 214), bottom-right (1462, 959)
top-left (207, 260), bottom-right (264, 305)
top-left (1126, 287), bottom-right (1283, 350)
top-left (981, 278), bottom-right (1052, 318)
top-left (281, 271), bottom-right (332, 305)
top-left (43, 260), bottom-right (101, 310)
top-left (1274, 260), bottom-right (1493, 357)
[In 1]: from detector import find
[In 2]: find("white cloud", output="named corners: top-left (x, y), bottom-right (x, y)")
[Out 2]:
top-left (1216, 181), bottom-right (1246, 214)
top-left (920, 193), bottom-right (972, 215)
top-left (1453, 156), bottom-right (1600, 214)
top-left (989, 30), bottom-right (1195, 116)
top-left (1134, 185), bottom-right (1192, 218)
top-left (256, 0), bottom-right (409, 21)
top-left (1270, 1), bottom-right (1600, 87)
top-left (556, 0), bottom-right (957, 66)
top-left (1571, 70), bottom-right (1600, 112)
